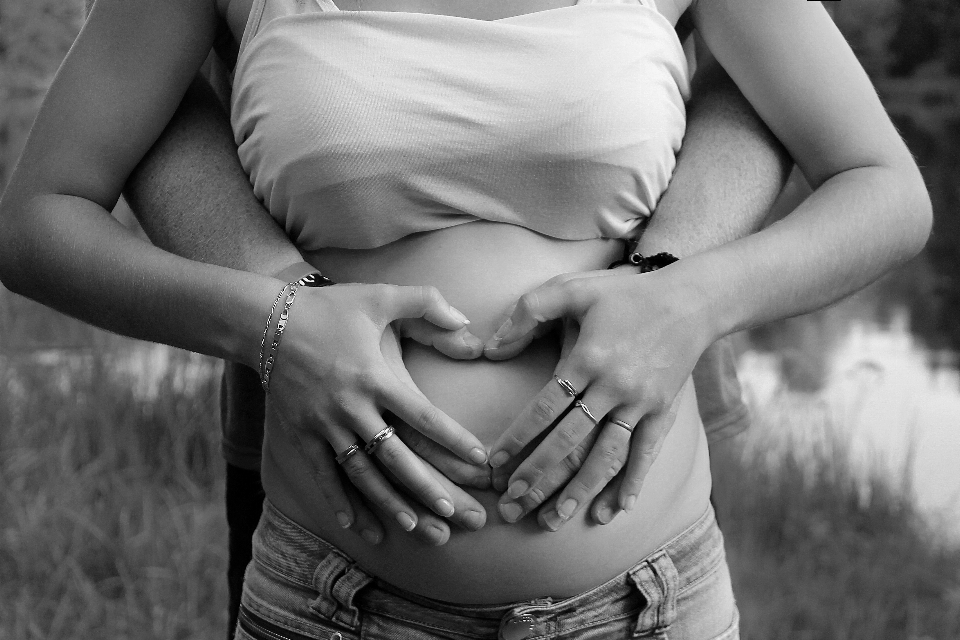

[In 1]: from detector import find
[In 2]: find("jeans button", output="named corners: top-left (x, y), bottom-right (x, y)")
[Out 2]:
top-left (500, 613), bottom-right (536, 640)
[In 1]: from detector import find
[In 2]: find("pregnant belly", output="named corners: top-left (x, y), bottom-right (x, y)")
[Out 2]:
top-left (262, 222), bottom-right (711, 603)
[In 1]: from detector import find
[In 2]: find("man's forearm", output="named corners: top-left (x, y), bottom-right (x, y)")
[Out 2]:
top-left (123, 71), bottom-right (305, 278)
top-left (638, 55), bottom-right (792, 256)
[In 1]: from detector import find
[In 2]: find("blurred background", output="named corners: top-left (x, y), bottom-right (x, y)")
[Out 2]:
top-left (1, 0), bottom-right (959, 638)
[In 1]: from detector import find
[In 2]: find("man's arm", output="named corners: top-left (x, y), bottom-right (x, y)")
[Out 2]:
top-left (637, 43), bottom-right (792, 257)
top-left (123, 70), bottom-right (303, 277)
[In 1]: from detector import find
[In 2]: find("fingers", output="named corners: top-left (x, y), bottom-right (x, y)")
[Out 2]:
top-left (618, 397), bottom-right (682, 510)
top-left (394, 318), bottom-right (484, 360)
top-left (383, 284), bottom-right (471, 331)
top-left (335, 442), bottom-right (422, 532)
top-left (351, 409), bottom-right (460, 520)
top-left (487, 372), bottom-right (585, 470)
top-left (537, 417), bottom-right (634, 531)
top-left (590, 473), bottom-right (625, 525)
top-left (497, 388), bottom-right (611, 505)
top-left (484, 279), bottom-right (591, 356)
top-left (423, 461), bottom-right (488, 533)
top-left (337, 477), bottom-right (386, 546)
top-left (285, 424), bottom-right (364, 531)
top-left (379, 459), bottom-right (487, 545)
top-left (497, 426), bottom-right (599, 525)
top-left (394, 421), bottom-right (491, 489)
top-left (378, 376), bottom-right (488, 465)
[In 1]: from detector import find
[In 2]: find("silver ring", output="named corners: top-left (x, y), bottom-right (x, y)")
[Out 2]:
top-left (335, 443), bottom-right (361, 465)
top-left (575, 400), bottom-right (599, 425)
top-left (609, 418), bottom-right (636, 434)
top-left (364, 426), bottom-right (396, 455)
top-left (554, 375), bottom-right (580, 398)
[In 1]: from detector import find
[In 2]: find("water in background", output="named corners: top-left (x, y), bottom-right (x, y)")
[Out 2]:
top-left (734, 96), bottom-right (960, 538)
top-left (739, 303), bottom-right (960, 539)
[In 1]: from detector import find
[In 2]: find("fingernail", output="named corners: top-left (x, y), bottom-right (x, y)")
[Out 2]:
top-left (624, 495), bottom-right (637, 512)
top-left (483, 337), bottom-right (502, 353)
top-left (540, 510), bottom-right (563, 532)
top-left (361, 529), bottom-right (382, 545)
top-left (336, 512), bottom-right (352, 529)
top-left (493, 319), bottom-right (512, 340)
top-left (427, 525), bottom-right (448, 546)
top-left (463, 333), bottom-right (483, 349)
top-left (489, 451), bottom-right (510, 468)
top-left (434, 498), bottom-right (455, 517)
top-left (596, 505), bottom-right (614, 524)
top-left (449, 306), bottom-right (470, 325)
top-left (507, 480), bottom-right (529, 500)
top-left (396, 512), bottom-right (417, 531)
top-left (499, 502), bottom-right (523, 523)
top-left (469, 448), bottom-right (488, 465)
top-left (558, 498), bottom-right (578, 519)
top-left (464, 509), bottom-right (486, 530)
top-left (471, 472), bottom-right (492, 489)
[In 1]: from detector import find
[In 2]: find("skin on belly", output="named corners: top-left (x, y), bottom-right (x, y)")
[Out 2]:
top-left (262, 222), bottom-right (712, 603)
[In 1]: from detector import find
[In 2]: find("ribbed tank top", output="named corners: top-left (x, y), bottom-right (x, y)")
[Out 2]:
top-left (231, 0), bottom-right (690, 250)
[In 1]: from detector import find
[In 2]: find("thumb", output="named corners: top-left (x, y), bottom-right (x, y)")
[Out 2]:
top-left (485, 282), bottom-right (585, 353)
top-left (384, 284), bottom-right (471, 330)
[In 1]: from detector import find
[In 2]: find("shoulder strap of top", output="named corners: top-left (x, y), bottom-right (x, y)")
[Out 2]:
top-left (580, 0), bottom-right (660, 12)
top-left (239, 0), bottom-right (335, 61)
top-left (238, 0), bottom-right (269, 59)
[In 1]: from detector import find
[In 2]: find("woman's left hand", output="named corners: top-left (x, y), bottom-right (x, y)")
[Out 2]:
top-left (483, 266), bottom-right (712, 527)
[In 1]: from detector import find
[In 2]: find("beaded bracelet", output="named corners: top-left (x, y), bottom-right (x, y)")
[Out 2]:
top-left (261, 282), bottom-right (300, 392)
top-left (607, 240), bottom-right (679, 272)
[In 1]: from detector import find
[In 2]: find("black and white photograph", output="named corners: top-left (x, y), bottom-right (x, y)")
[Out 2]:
top-left (1, 0), bottom-right (959, 637)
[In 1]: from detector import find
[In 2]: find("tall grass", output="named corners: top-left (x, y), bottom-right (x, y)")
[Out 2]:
top-left (0, 328), bottom-right (227, 639)
top-left (2, 308), bottom-right (959, 639)
top-left (712, 398), bottom-right (960, 640)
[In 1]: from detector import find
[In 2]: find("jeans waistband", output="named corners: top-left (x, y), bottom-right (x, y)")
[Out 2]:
top-left (254, 499), bottom-right (724, 638)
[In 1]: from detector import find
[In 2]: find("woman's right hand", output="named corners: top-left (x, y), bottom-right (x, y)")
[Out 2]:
top-left (266, 282), bottom-right (491, 539)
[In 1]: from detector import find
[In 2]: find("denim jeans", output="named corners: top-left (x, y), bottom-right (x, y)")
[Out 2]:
top-left (235, 500), bottom-right (739, 640)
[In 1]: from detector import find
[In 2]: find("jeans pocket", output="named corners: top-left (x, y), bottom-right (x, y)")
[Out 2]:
top-left (236, 603), bottom-right (352, 640)
top-left (242, 556), bottom-right (362, 640)
top-left (706, 606), bottom-right (739, 640)
top-left (668, 555), bottom-right (737, 640)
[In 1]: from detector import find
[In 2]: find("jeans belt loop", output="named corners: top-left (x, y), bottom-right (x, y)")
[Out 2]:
top-left (628, 549), bottom-right (679, 636)
top-left (330, 564), bottom-right (373, 628)
top-left (309, 551), bottom-right (370, 629)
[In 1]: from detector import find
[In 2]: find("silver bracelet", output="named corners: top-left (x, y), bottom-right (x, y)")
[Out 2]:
top-left (261, 282), bottom-right (301, 392)
top-left (259, 283), bottom-right (290, 385)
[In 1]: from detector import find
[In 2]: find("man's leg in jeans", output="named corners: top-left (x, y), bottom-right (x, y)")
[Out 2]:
top-left (220, 362), bottom-right (268, 637)
top-left (225, 463), bottom-right (264, 635)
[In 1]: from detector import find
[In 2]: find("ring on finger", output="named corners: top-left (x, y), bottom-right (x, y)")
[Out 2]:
top-left (555, 375), bottom-right (580, 398)
top-left (574, 400), bottom-right (600, 425)
top-left (608, 418), bottom-right (636, 434)
top-left (335, 443), bottom-right (361, 465)
top-left (364, 426), bottom-right (396, 455)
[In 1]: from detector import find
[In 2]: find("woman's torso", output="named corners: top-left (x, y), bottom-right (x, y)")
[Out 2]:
top-left (220, 0), bottom-right (711, 603)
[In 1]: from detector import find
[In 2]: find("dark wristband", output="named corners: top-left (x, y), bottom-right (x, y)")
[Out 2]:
top-left (608, 248), bottom-right (679, 272)
top-left (296, 272), bottom-right (336, 287)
